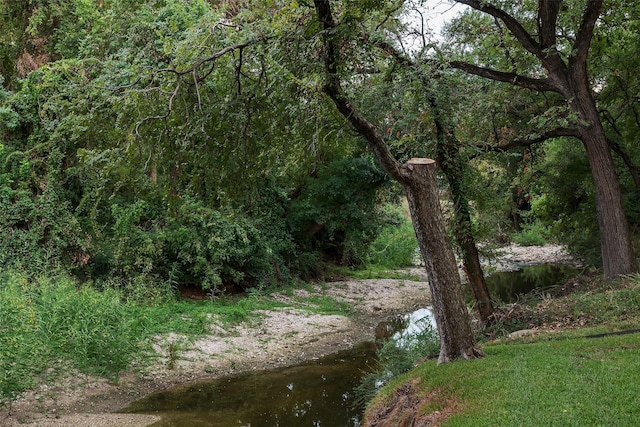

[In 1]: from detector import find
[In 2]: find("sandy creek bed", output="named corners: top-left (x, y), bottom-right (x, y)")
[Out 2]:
top-left (1, 244), bottom-right (578, 427)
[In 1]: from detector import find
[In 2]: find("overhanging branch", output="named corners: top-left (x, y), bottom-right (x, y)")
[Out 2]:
top-left (314, 0), bottom-right (406, 183)
top-left (449, 61), bottom-right (561, 93)
top-left (156, 38), bottom-right (269, 79)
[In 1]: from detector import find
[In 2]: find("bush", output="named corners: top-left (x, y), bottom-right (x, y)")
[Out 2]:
top-left (288, 157), bottom-right (391, 266)
top-left (100, 197), bottom-right (291, 293)
top-left (0, 144), bottom-right (91, 273)
top-left (511, 221), bottom-right (549, 246)
top-left (366, 206), bottom-right (417, 268)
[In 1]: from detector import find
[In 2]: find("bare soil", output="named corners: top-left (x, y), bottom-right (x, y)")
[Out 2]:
top-left (1, 244), bottom-right (576, 427)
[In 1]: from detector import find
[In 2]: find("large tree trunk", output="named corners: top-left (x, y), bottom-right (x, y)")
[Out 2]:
top-left (403, 159), bottom-right (484, 363)
top-left (570, 87), bottom-right (637, 279)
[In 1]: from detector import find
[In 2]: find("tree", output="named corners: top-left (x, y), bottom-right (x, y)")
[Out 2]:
top-left (427, 79), bottom-right (494, 323)
top-left (448, 0), bottom-right (637, 279)
top-left (361, 36), bottom-right (494, 323)
top-left (313, 0), bottom-right (483, 363)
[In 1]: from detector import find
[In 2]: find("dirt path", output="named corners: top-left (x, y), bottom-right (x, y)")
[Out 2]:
top-left (1, 244), bottom-right (577, 427)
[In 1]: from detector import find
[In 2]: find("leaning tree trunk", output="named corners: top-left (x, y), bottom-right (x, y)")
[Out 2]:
top-left (314, 0), bottom-right (483, 363)
top-left (403, 158), bottom-right (484, 364)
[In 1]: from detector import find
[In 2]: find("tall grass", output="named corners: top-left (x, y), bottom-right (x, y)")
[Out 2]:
top-left (0, 269), bottom-right (355, 407)
top-left (366, 211), bottom-right (418, 269)
top-left (0, 272), bottom-right (143, 404)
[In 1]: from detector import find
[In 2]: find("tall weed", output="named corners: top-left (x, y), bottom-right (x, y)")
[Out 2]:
top-left (0, 271), bottom-right (142, 405)
top-left (355, 316), bottom-right (439, 406)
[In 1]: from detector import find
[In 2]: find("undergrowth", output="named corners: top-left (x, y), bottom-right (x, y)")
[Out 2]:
top-left (0, 269), bottom-right (351, 408)
top-left (482, 271), bottom-right (640, 340)
top-left (355, 314), bottom-right (440, 407)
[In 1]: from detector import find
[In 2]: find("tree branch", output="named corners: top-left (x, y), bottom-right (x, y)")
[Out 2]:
top-left (570, 1), bottom-right (602, 70)
top-left (455, 1), bottom-right (567, 80)
top-left (538, 0), bottom-right (561, 50)
top-left (449, 61), bottom-right (560, 92)
top-left (455, 1), bottom-right (541, 59)
top-left (473, 127), bottom-right (579, 156)
top-left (313, 0), bottom-right (406, 183)
top-left (156, 38), bottom-right (268, 78)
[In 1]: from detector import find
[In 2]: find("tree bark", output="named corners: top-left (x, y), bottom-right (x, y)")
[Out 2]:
top-left (570, 87), bottom-right (637, 279)
top-left (403, 159), bottom-right (484, 363)
top-left (427, 86), bottom-right (493, 323)
top-left (313, 0), bottom-right (484, 363)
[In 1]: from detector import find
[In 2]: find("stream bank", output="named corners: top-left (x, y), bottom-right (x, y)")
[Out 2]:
top-left (2, 244), bottom-right (577, 427)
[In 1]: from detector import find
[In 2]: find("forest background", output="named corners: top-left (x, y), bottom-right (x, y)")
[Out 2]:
top-left (1, 0), bottom-right (639, 408)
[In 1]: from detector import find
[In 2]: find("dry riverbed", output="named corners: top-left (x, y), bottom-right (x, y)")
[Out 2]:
top-left (1, 244), bottom-right (577, 427)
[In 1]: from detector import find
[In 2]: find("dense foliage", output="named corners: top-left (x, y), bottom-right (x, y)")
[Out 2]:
top-left (0, 0), bottom-right (399, 294)
top-left (1, 0), bottom-right (637, 287)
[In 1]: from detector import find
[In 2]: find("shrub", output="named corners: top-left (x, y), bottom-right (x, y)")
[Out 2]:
top-left (288, 157), bottom-right (391, 266)
top-left (511, 221), bottom-right (549, 246)
top-left (366, 206), bottom-right (417, 268)
top-left (0, 144), bottom-right (91, 273)
top-left (101, 197), bottom-right (290, 293)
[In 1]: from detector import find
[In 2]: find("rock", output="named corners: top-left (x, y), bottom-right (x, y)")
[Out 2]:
top-left (508, 329), bottom-right (538, 339)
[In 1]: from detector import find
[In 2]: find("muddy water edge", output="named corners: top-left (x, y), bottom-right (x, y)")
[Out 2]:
top-left (122, 263), bottom-right (580, 426)
top-left (121, 342), bottom-right (378, 426)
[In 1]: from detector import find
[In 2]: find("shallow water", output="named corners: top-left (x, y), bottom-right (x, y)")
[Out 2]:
top-left (482, 264), bottom-right (579, 303)
top-left (124, 264), bottom-right (577, 426)
top-left (122, 342), bottom-right (377, 426)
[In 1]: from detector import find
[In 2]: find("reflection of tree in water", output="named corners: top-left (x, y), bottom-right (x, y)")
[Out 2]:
top-left (123, 343), bottom-right (376, 427)
top-left (520, 264), bottom-right (554, 282)
top-left (484, 265), bottom-right (578, 303)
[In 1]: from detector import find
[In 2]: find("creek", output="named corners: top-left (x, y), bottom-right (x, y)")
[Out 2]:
top-left (123, 263), bottom-right (577, 426)
top-left (122, 342), bottom-right (378, 426)
top-left (481, 263), bottom-right (580, 303)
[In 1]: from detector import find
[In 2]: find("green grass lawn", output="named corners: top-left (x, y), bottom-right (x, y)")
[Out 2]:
top-left (368, 273), bottom-right (640, 426)
top-left (415, 333), bottom-right (640, 426)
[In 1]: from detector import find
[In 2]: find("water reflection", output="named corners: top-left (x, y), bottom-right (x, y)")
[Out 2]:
top-left (482, 264), bottom-right (579, 303)
top-left (122, 342), bottom-right (377, 426)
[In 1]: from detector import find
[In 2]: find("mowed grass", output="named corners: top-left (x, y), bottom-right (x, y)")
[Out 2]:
top-left (369, 273), bottom-right (640, 426)
top-left (411, 334), bottom-right (640, 426)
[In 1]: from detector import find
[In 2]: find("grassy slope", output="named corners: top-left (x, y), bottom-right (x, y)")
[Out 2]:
top-left (366, 273), bottom-right (640, 426)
